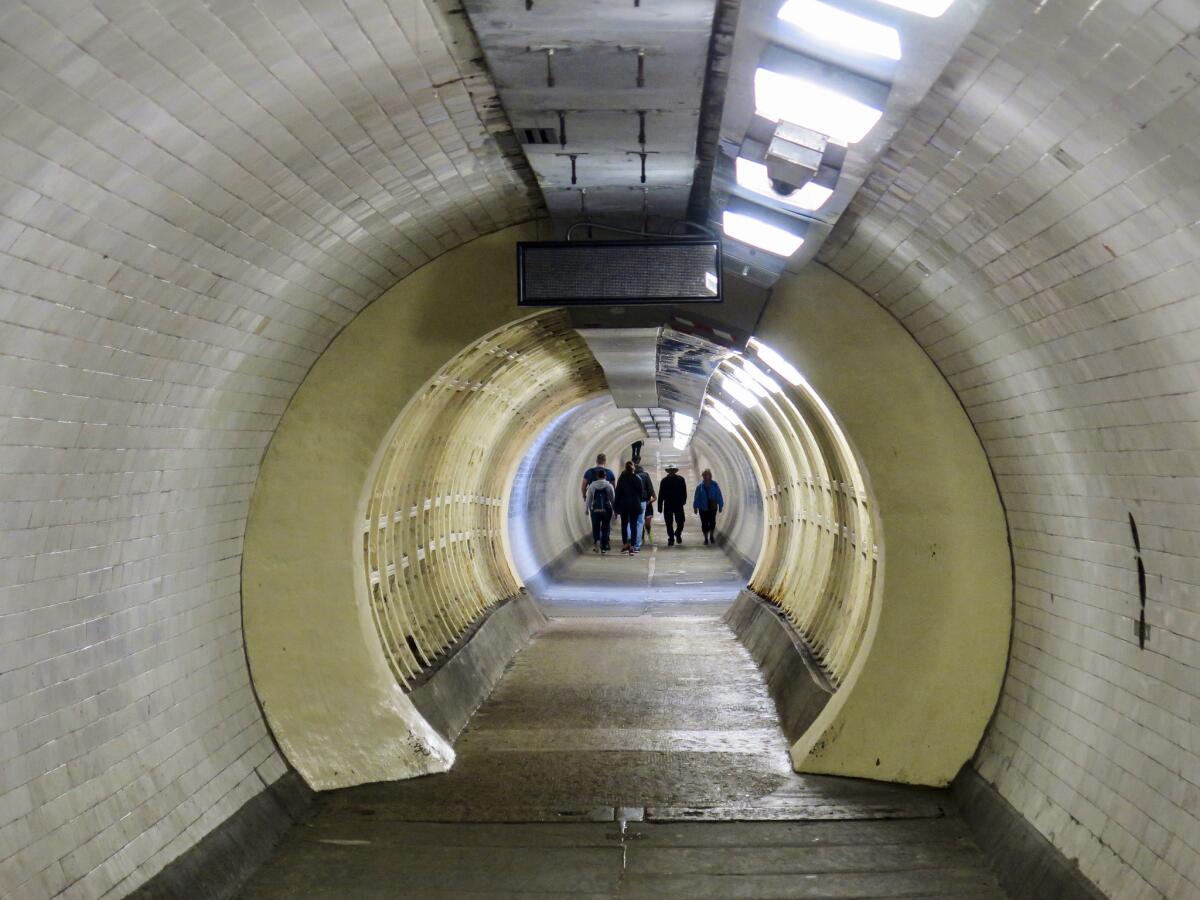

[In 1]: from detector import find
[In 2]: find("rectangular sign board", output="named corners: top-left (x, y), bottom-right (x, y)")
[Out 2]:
top-left (517, 239), bottom-right (723, 307)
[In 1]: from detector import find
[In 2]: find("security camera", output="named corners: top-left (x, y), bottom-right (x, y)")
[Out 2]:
top-left (770, 177), bottom-right (798, 197)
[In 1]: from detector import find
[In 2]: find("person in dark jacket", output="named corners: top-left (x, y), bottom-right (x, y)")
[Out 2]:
top-left (634, 463), bottom-right (655, 550)
top-left (614, 461), bottom-right (645, 554)
top-left (692, 469), bottom-right (725, 545)
top-left (584, 476), bottom-right (615, 554)
top-left (581, 452), bottom-right (615, 499)
top-left (657, 465), bottom-right (687, 546)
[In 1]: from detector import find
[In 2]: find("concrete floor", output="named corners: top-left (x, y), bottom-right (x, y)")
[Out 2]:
top-left (241, 545), bottom-right (1006, 898)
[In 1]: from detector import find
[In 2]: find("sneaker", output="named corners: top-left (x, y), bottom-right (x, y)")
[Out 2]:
top-left (593, 543), bottom-right (600, 553)
top-left (601, 548), bottom-right (608, 555)
top-left (667, 539), bottom-right (674, 546)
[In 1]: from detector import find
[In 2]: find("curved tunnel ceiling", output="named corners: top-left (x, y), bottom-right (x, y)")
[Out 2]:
top-left (0, 1), bottom-right (1197, 898)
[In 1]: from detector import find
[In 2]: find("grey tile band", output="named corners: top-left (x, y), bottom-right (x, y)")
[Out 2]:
top-left (129, 771), bottom-right (313, 900)
top-left (953, 766), bottom-right (1106, 900)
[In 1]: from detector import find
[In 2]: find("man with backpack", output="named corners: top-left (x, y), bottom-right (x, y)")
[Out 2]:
top-left (585, 474), bottom-right (615, 554)
top-left (581, 452), bottom-right (615, 499)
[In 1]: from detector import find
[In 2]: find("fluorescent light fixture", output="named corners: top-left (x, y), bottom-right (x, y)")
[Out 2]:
top-left (673, 432), bottom-right (690, 450)
top-left (740, 358), bottom-right (782, 394)
top-left (754, 68), bottom-right (883, 144)
top-left (778, 0), bottom-right (901, 60)
top-left (721, 373), bottom-right (760, 408)
top-left (748, 337), bottom-right (803, 386)
top-left (727, 362), bottom-right (768, 398)
top-left (722, 210), bottom-right (804, 257)
top-left (673, 411), bottom-right (695, 435)
top-left (877, 0), bottom-right (953, 17)
top-left (734, 158), bottom-right (834, 212)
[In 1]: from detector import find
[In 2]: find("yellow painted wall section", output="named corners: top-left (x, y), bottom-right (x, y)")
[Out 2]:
top-left (243, 224), bottom-right (545, 790)
top-left (758, 263), bottom-right (1011, 786)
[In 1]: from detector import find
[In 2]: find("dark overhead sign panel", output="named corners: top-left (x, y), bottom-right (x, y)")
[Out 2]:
top-left (517, 239), bottom-right (722, 307)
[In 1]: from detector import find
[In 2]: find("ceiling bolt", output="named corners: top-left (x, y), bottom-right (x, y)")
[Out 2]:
top-left (558, 111), bottom-right (567, 148)
top-left (569, 153), bottom-right (578, 185)
top-left (637, 49), bottom-right (645, 88)
top-left (637, 110), bottom-right (646, 146)
top-left (626, 149), bottom-right (656, 183)
top-left (579, 189), bottom-right (593, 237)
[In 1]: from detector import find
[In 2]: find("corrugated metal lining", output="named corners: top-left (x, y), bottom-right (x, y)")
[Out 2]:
top-left (656, 326), bottom-right (732, 420)
top-left (363, 311), bottom-right (606, 688)
top-left (706, 357), bottom-right (878, 685)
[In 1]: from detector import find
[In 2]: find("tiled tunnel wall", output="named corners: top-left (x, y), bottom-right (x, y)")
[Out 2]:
top-left (0, 0), bottom-right (1197, 898)
top-left (0, 2), bottom-right (538, 897)
top-left (821, 0), bottom-right (1200, 894)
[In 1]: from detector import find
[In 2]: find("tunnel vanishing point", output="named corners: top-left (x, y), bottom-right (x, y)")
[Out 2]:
top-left (0, 0), bottom-right (1196, 898)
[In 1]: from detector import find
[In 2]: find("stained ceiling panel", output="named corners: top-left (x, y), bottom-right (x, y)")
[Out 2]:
top-left (462, 0), bottom-right (718, 224)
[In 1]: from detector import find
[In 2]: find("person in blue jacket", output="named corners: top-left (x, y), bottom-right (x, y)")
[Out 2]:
top-left (692, 469), bottom-right (724, 545)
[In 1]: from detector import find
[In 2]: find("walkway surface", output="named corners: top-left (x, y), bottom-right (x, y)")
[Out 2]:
top-left (241, 545), bottom-right (1007, 898)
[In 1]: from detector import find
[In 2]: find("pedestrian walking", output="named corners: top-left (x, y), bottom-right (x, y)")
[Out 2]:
top-left (634, 463), bottom-right (655, 550)
top-left (657, 465), bottom-right (687, 546)
top-left (581, 453), bottom-right (615, 499)
top-left (584, 474), bottom-right (615, 554)
top-left (615, 461), bottom-right (644, 554)
top-left (693, 469), bottom-right (725, 545)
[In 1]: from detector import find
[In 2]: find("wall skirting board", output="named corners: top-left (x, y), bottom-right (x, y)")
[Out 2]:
top-left (953, 766), bottom-right (1107, 900)
top-left (715, 535), bottom-right (756, 580)
top-left (129, 771), bottom-right (313, 900)
top-left (723, 590), bottom-right (834, 743)
top-left (409, 592), bottom-right (548, 742)
top-left (521, 538), bottom-right (593, 598)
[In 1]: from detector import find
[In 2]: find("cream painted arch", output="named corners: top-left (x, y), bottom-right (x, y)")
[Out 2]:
top-left (243, 223), bottom-right (1011, 791)
top-left (242, 223), bottom-right (572, 790)
top-left (757, 263), bottom-right (1012, 785)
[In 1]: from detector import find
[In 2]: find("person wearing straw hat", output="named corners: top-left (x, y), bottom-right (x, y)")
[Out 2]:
top-left (657, 464), bottom-right (688, 546)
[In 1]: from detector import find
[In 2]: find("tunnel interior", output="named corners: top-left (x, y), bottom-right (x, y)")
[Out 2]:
top-left (240, 229), bottom-right (1010, 810)
top-left (4, 0), bottom-right (1195, 897)
top-left (356, 304), bottom-right (878, 700)
top-left (233, 267), bottom-right (1013, 895)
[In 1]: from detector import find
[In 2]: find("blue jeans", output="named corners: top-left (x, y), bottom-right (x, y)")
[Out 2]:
top-left (633, 501), bottom-right (646, 550)
top-left (590, 509), bottom-right (611, 550)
